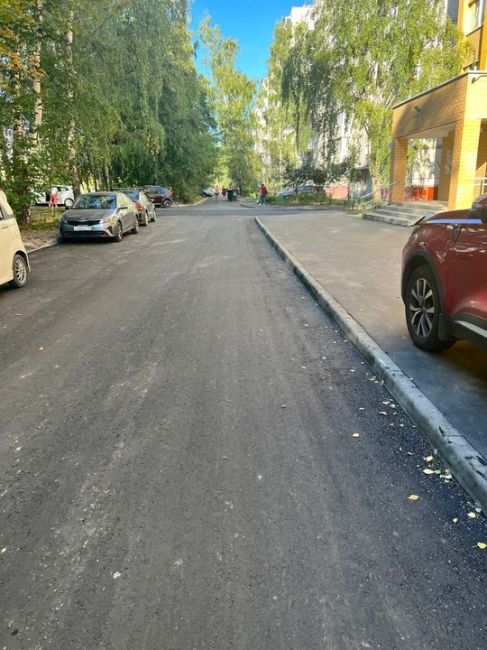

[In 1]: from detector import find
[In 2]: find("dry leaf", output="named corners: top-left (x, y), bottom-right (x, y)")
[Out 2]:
top-left (423, 468), bottom-right (434, 475)
top-left (477, 542), bottom-right (487, 550)
top-left (424, 455), bottom-right (434, 463)
top-left (467, 512), bottom-right (477, 519)
top-left (38, 346), bottom-right (44, 351)
top-left (408, 494), bottom-right (419, 501)
top-left (352, 433), bottom-right (360, 438)
top-left (452, 517), bottom-right (459, 524)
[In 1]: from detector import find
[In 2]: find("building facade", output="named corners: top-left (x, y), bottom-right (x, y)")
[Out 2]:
top-left (391, 0), bottom-right (487, 208)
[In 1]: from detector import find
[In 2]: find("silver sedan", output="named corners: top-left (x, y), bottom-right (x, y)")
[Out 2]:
top-left (59, 192), bottom-right (139, 242)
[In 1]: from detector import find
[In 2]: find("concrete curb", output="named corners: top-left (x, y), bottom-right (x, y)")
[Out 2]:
top-left (173, 197), bottom-right (209, 208)
top-left (255, 216), bottom-right (487, 513)
top-left (363, 213), bottom-right (414, 227)
top-left (26, 236), bottom-right (61, 254)
top-left (240, 202), bottom-right (258, 209)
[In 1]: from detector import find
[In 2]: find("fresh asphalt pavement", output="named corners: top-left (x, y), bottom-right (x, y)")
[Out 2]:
top-left (0, 200), bottom-right (486, 649)
top-left (257, 208), bottom-right (487, 459)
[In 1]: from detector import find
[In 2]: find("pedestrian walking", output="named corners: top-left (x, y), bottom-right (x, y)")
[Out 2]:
top-left (257, 183), bottom-right (268, 205)
top-left (48, 186), bottom-right (58, 213)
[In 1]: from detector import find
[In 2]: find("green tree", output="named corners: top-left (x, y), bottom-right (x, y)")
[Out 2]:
top-left (0, 0), bottom-right (218, 220)
top-left (256, 19), bottom-right (301, 188)
top-left (308, 0), bottom-right (469, 186)
top-left (198, 17), bottom-right (259, 194)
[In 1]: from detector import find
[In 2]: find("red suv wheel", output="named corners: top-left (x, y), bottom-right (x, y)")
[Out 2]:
top-left (405, 265), bottom-right (454, 352)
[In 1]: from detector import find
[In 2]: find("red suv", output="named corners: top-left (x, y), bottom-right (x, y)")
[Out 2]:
top-left (402, 197), bottom-right (487, 351)
top-left (142, 185), bottom-right (173, 208)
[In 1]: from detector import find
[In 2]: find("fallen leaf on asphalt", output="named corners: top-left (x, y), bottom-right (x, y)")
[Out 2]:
top-left (423, 468), bottom-right (434, 475)
top-left (281, 404), bottom-right (286, 408)
top-left (379, 411), bottom-right (387, 416)
top-left (352, 433), bottom-right (360, 438)
top-left (38, 346), bottom-right (44, 351)
top-left (424, 455), bottom-right (434, 463)
top-left (477, 542), bottom-right (487, 550)
top-left (408, 494), bottom-right (420, 501)
top-left (468, 512), bottom-right (477, 519)
top-left (452, 518), bottom-right (459, 524)
top-left (113, 571), bottom-right (121, 579)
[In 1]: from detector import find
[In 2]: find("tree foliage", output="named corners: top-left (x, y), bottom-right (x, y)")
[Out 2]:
top-left (264, 0), bottom-right (470, 188)
top-left (0, 0), bottom-right (218, 222)
top-left (198, 17), bottom-right (259, 193)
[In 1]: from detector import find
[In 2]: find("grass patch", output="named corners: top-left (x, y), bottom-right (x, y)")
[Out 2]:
top-left (21, 207), bottom-right (64, 231)
top-left (266, 194), bottom-right (348, 206)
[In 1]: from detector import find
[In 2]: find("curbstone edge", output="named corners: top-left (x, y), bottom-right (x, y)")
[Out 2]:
top-left (255, 216), bottom-right (487, 514)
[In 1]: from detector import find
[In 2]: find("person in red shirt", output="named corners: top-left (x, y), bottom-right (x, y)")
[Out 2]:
top-left (48, 186), bottom-right (58, 213)
top-left (258, 183), bottom-right (268, 205)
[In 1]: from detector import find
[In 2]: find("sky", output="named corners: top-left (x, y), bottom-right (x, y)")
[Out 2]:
top-left (190, 0), bottom-right (308, 80)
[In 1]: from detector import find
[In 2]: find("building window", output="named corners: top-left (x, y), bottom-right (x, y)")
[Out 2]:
top-left (468, 0), bottom-right (486, 32)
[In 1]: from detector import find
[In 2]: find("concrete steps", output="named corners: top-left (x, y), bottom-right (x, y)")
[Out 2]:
top-left (364, 201), bottom-right (447, 227)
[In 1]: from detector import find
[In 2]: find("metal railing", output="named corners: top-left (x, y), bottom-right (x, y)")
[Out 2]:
top-left (348, 183), bottom-right (396, 211)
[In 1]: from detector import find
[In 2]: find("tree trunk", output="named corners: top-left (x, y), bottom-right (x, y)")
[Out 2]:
top-left (66, 8), bottom-right (80, 196)
top-left (31, 0), bottom-right (44, 144)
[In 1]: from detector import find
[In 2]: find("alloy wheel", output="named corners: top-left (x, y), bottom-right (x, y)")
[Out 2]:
top-left (14, 257), bottom-right (27, 284)
top-left (409, 277), bottom-right (435, 338)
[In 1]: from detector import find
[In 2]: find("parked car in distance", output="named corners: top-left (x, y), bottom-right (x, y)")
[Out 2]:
top-left (201, 187), bottom-right (214, 197)
top-left (59, 192), bottom-right (139, 242)
top-left (142, 185), bottom-right (173, 208)
top-left (402, 198), bottom-right (487, 351)
top-left (35, 185), bottom-right (75, 208)
top-left (0, 189), bottom-right (30, 289)
top-left (114, 188), bottom-right (156, 226)
top-left (276, 184), bottom-right (322, 199)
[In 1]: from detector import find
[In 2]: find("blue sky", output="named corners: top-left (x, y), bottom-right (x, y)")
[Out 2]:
top-left (190, 0), bottom-right (307, 80)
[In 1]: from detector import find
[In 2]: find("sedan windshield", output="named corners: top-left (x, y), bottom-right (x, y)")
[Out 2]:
top-left (74, 194), bottom-right (116, 209)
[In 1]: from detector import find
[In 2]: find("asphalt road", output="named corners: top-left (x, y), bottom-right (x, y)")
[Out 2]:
top-left (0, 200), bottom-right (486, 650)
top-left (257, 208), bottom-right (487, 455)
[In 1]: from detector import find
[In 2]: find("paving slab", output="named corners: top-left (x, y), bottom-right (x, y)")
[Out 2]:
top-left (258, 209), bottom-right (487, 461)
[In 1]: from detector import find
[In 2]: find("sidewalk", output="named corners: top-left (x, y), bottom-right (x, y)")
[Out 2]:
top-left (257, 209), bottom-right (487, 500)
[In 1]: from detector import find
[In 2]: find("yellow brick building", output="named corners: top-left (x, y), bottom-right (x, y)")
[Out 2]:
top-left (391, 0), bottom-right (487, 209)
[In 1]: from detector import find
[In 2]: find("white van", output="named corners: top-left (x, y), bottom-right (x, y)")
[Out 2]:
top-left (0, 190), bottom-right (30, 289)
top-left (35, 185), bottom-right (75, 208)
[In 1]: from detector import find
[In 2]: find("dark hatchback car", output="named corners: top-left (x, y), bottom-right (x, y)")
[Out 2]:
top-left (115, 189), bottom-right (156, 226)
top-left (402, 196), bottom-right (487, 351)
top-left (143, 185), bottom-right (173, 208)
top-left (59, 192), bottom-right (139, 242)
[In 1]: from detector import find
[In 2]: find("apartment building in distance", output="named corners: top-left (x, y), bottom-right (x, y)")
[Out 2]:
top-left (391, 0), bottom-right (487, 208)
